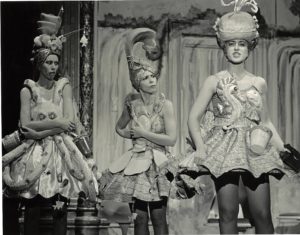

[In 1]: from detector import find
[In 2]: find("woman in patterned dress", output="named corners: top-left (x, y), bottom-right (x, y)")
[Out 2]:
top-left (183, 1), bottom-right (295, 234)
top-left (99, 28), bottom-right (177, 235)
top-left (2, 11), bottom-right (98, 235)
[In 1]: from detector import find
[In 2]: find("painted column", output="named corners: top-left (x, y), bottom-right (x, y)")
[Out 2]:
top-left (80, 1), bottom-right (94, 139)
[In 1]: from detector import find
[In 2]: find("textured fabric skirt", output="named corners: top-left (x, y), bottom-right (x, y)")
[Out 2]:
top-left (3, 134), bottom-right (98, 201)
top-left (99, 162), bottom-right (172, 203)
top-left (180, 126), bottom-right (295, 179)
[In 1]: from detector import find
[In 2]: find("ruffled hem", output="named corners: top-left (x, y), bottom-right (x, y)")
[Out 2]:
top-left (179, 125), bottom-right (297, 180)
top-left (2, 134), bottom-right (98, 202)
top-left (178, 150), bottom-right (293, 180)
top-left (99, 160), bottom-right (174, 203)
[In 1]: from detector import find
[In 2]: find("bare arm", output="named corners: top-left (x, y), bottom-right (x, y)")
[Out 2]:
top-left (21, 126), bottom-right (64, 140)
top-left (188, 76), bottom-right (216, 152)
top-left (259, 79), bottom-right (285, 151)
top-left (115, 103), bottom-right (132, 139)
top-left (132, 100), bottom-right (177, 146)
top-left (62, 83), bottom-right (74, 121)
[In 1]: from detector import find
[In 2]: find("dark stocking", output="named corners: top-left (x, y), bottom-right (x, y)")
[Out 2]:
top-left (213, 172), bottom-right (240, 234)
top-left (149, 198), bottom-right (168, 235)
top-left (242, 174), bottom-right (274, 234)
top-left (134, 199), bottom-right (150, 235)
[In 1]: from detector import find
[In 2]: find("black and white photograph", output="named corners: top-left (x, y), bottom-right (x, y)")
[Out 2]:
top-left (1, 0), bottom-right (300, 234)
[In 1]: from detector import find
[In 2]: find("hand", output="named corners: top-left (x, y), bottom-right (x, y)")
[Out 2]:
top-left (130, 125), bottom-right (146, 139)
top-left (20, 126), bottom-right (41, 140)
top-left (59, 118), bottom-right (76, 132)
top-left (195, 147), bottom-right (207, 159)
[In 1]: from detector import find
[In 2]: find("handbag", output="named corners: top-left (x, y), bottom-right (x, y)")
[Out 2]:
top-left (280, 144), bottom-right (300, 173)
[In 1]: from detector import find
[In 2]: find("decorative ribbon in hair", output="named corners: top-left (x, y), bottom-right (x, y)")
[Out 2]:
top-left (221, 0), bottom-right (258, 13)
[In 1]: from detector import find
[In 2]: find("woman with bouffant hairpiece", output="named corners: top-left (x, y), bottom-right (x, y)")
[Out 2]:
top-left (99, 28), bottom-right (177, 235)
top-left (179, 0), bottom-right (297, 234)
top-left (2, 9), bottom-right (98, 235)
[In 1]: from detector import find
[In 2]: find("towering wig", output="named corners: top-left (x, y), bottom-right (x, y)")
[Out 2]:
top-left (31, 7), bottom-right (65, 70)
top-left (124, 28), bottom-right (161, 91)
top-left (213, 0), bottom-right (260, 50)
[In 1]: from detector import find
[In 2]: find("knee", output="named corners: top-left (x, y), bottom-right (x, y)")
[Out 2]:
top-left (218, 206), bottom-right (239, 223)
top-left (252, 209), bottom-right (272, 223)
top-left (151, 214), bottom-right (167, 226)
top-left (135, 213), bottom-right (149, 226)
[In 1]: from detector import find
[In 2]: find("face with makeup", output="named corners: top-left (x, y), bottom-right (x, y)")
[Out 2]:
top-left (224, 39), bottom-right (249, 64)
top-left (137, 70), bottom-right (158, 94)
top-left (39, 54), bottom-right (59, 81)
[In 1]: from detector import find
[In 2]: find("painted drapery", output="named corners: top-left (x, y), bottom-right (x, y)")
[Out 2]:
top-left (93, 26), bottom-right (300, 231)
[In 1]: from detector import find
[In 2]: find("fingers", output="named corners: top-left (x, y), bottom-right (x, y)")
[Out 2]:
top-left (64, 120), bottom-right (76, 132)
top-left (130, 129), bottom-right (139, 139)
top-left (68, 125), bottom-right (76, 132)
top-left (69, 122), bottom-right (76, 130)
top-left (20, 126), bottom-right (33, 133)
top-left (130, 129), bottom-right (135, 138)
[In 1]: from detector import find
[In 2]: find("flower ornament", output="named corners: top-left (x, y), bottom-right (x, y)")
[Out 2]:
top-left (39, 113), bottom-right (47, 120)
top-left (48, 112), bottom-right (57, 120)
top-left (60, 36), bottom-right (67, 43)
top-left (49, 38), bottom-right (62, 53)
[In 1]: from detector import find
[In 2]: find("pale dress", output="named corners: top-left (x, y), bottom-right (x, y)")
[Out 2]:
top-left (180, 70), bottom-right (295, 179)
top-left (3, 78), bottom-right (98, 201)
top-left (99, 93), bottom-right (177, 202)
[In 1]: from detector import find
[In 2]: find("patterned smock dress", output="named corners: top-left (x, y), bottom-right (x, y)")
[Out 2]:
top-left (99, 93), bottom-right (176, 202)
top-left (180, 71), bottom-right (294, 179)
top-left (2, 78), bottom-right (98, 201)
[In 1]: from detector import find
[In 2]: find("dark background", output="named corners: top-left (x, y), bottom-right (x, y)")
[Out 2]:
top-left (1, 2), bottom-right (63, 137)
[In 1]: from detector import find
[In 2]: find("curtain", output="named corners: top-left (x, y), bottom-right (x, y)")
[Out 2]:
top-left (93, 28), bottom-right (134, 171)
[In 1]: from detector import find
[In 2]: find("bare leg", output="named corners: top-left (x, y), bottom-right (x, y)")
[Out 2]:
top-left (149, 198), bottom-right (168, 235)
top-left (243, 173), bottom-right (274, 234)
top-left (214, 173), bottom-right (240, 234)
top-left (239, 178), bottom-right (254, 226)
top-left (134, 199), bottom-right (150, 235)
